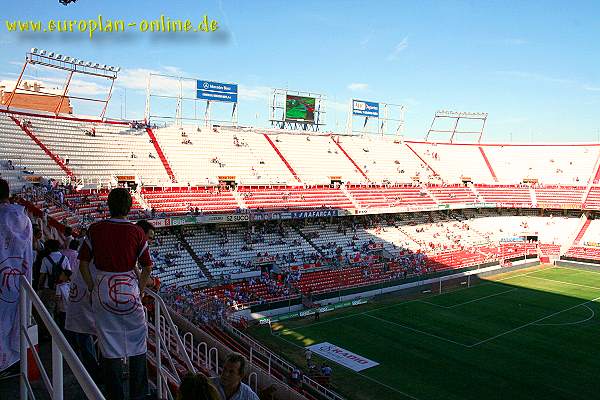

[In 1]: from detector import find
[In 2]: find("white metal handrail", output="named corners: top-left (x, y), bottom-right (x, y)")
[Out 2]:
top-left (19, 276), bottom-right (104, 400)
top-left (144, 288), bottom-right (196, 398)
top-left (226, 322), bottom-right (345, 400)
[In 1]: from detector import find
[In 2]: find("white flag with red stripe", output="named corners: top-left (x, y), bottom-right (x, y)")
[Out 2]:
top-left (0, 204), bottom-right (33, 372)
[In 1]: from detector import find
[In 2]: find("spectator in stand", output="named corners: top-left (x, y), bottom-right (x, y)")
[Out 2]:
top-left (0, 178), bottom-right (33, 373)
top-left (38, 239), bottom-right (71, 313)
top-left (79, 188), bottom-right (153, 400)
top-left (212, 352), bottom-right (259, 400)
top-left (61, 239), bottom-right (80, 275)
top-left (290, 367), bottom-right (302, 388)
top-left (54, 269), bottom-right (72, 336)
top-left (177, 373), bottom-right (220, 400)
top-left (64, 235), bottom-right (100, 384)
top-left (305, 348), bottom-right (312, 367)
top-left (62, 226), bottom-right (74, 249)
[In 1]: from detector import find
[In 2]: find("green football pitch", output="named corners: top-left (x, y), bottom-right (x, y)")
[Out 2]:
top-left (249, 265), bottom-right (600, 400)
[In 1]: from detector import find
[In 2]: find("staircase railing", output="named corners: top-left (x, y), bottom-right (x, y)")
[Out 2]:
top-left (19, 276), bottom-right (104, 400)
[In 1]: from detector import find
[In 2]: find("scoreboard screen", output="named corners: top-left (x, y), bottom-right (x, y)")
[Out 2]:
top-left (285, 95), bottom-right (316, 122)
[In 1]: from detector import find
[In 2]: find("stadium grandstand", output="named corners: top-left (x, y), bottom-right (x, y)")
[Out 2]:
top-left (2, 48), bottom-right (600, 400)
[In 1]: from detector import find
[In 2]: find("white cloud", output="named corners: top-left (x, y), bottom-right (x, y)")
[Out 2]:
top-left (0, 75), bottom-right (109, 96)
top-left (387, 37), bottom-right (409, 61)
top-left (347, 83), bottom-right (369, 91)
top-left (495, 70), bottom-right (576, 86)
top-left (328, 100), bottom-right (348, 113)
top-left (360, 31), bottom-right (374, 48)
top-left (238, 84), bottom-right (271, 101)
top-left (117, 67), bottom-right (195, 96)
top-left (502, 38), bottom-right (528, 46)
top-left (162, 65), bottom-right (185, 75)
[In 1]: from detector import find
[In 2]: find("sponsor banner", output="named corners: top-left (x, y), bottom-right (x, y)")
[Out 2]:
top-left (149, 214), bottom-right (249, 228)
top-left (200, 214), bottom-right (250, 224)
top-left (197, 91), bottom-right (238, 102)
top-left (307, 342), bottom-right (379, 372)
top-left (537, 202), bottom-right (582, 210)
top-left (170, 216), bottom-right (197, 226)
top-left (197, 80), bottom-right (238, 93)
top-left (258, 298), bottom-right (368, 325)
top-left (290, 210), bottom-right (339, 219)
top-left (255, 256), bottom-right (276, 265)
top-left (500, 237), bottom-right (525, 242)
top-left (230, 270), bottom-right (261, 280)
top-left (584, 241), bottom-right (600, 248)
top-left (251, 212), bottom-right (292, 222)
top-left (149, 218), bottom-right (167, 228)
top-left (196, 80), bottom-right (238, 103)
top-left (23, 175), bottom-right (42, 183)
top-left (352, 100), bottom-right (380, 117)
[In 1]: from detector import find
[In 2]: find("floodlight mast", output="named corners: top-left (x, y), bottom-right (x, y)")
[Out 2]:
top-left (424, 110), bottom-right (488, 143)
top-left (6, 49), bottom-right (120, 119)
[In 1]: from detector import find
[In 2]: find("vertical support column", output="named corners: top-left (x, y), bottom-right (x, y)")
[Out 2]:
top-left (19, 283), bottom-right (28, 400)
top-left (155, 298), bottom-right (163, 399)
top-left (52, 340), bottom-right (64, 400)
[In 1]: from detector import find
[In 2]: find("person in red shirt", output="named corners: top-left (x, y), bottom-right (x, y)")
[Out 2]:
top-left (79, 188), bottom-right (153, 400)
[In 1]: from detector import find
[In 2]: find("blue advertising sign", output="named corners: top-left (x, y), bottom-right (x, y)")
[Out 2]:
top-left (290, 210), bottom-right (339, 219)
top-left (196, 80), bottom-right (238, 103)
top-left (197, 80), bottom-right (238, 93)
top-left (196, 91), bottom-right (238, 102)
top-left (352, 100), bottom-right (380, 117)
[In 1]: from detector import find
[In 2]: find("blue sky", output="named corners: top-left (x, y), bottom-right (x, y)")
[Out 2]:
top-left (2, 0), bottom-right (600, 143)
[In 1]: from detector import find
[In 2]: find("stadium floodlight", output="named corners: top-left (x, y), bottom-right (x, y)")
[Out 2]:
top-left (100, 64), bottom-right (106, 70)
top-left (85, 61), bottom-right (93, 67)
top-left (114, 67), bottom-right (121, 72)
top-left (48, 52), bottom-right (55, 58)
top-left (93, 63), bottom-right (100, 68)
top-left (63, 56), bottom-right (71, 63)
top-left (39, 49), bottom-right (47, 55)
top-left (55, 54), bottom-right (63, 60)
top-left (30, 48), bottom-right (38, 54)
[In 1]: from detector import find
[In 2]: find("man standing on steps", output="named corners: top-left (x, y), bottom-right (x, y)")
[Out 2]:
top-left (79, 188), bottom-right (153, 400)
top-left (305, 347), bottom-right (313, 367)
top-left (212, 352), bottom-right (259, 400)
top-left (0, 179), bottom-right (33, 374)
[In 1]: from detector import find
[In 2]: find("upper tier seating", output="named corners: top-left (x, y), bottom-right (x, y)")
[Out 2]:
top-left (474, 185), bottom-right (532, 207)
top-left (0, 113), bottom-right (66, 178)
top-left (534, 186), bottom-right (585, 207)
top-left (141, 186), bottom-right (239, 214)
top-left (583, 186), bottom-right (600, 209)
top-left (334, 136), bottom-right (427, 183)
top-left (151, 125), bottom-right (294, 185)
top-left (237, 185), bottom-right (353, 211)
top-left (346, 184), bottom-right (436, 209)
top-left (428, 184), bottom-right (478, 204)
top-left (20, 114), bottom-right (170, 185)
top-left (269, 134), bottom-right (367, 184)
top-left (408, 142), bottom-right (492, 183)
top-left (484, 145), bottom-right (598, 184)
